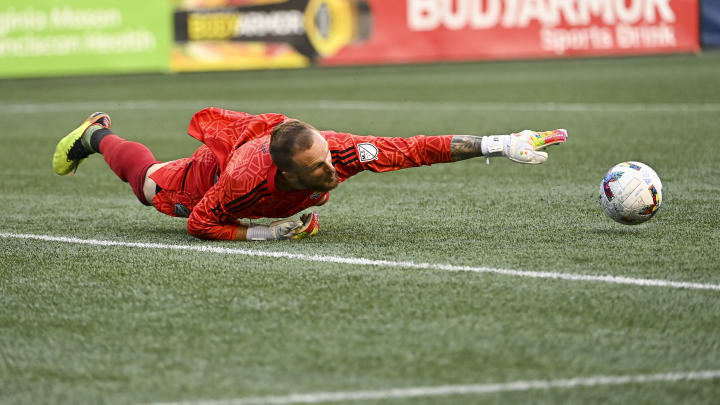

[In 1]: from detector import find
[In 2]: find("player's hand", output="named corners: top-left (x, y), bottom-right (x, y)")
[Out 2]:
top-left (289, 212), bottom-right (319, 240)
top-left (506, 129), bottom-right (568, 164)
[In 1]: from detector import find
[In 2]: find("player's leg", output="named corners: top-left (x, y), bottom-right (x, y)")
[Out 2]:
top-left (145, 146), bottom-right (222, 218)
top-left (94, 128), bottom-right (162, 205)
top-left (52, 112), bottom-right (161, 205)
top-left (141, 162), bottom-right (170, 204)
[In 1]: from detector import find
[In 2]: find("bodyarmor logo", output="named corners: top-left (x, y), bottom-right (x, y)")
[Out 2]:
top-left (235, 11), bottom-right (304, 37)
top-left (407, 0), bottom-right (676, 31)
top-left (175, 0), bottom-right (372, 59)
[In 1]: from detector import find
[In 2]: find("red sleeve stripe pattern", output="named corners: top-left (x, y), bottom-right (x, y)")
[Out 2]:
top-left (224, 180), bottom-right (269, 214)
top-left (331, 146), bottom-right (358, 166)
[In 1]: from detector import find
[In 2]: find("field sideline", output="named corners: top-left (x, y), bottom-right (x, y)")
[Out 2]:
top-left (1, 53), bottom-right (720, 404)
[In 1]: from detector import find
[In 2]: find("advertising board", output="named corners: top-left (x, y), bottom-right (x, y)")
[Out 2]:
top-left (171, 0), bottom-right (700, 71)
top-left (0, 0), bottom-right (171, 77)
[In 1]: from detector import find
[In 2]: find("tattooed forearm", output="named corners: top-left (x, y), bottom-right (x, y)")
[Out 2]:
top-left (450, 135), bottom-right (484, 162)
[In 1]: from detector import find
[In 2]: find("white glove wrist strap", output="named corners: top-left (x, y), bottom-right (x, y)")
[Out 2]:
top-left (481, 135), bottom-right (508, 158)
top-left (246, 224), bottom-right (274, 241)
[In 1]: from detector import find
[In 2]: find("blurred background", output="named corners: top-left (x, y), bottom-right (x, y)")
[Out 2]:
top-left (0, 0), bottom-right (717, 79)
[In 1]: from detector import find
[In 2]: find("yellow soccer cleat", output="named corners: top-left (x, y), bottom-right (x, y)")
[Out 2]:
top-left (52, 112), bottom-right (111, 175)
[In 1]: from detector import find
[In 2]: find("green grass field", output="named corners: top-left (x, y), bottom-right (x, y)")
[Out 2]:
top-left (1, 53), bottom-right (720, 405)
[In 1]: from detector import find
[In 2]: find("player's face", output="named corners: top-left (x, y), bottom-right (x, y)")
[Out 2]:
top-left (292, 131), bottom-right (339, 192)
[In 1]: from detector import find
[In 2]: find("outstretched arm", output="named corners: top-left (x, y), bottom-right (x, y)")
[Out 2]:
top-left (327, 129), bottom-right (568, 179)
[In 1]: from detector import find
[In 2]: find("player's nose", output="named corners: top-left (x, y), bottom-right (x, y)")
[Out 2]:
top-left (323, 156), bottom-right (334, 172)
top-left (324, 162), bottom-right (335, 175)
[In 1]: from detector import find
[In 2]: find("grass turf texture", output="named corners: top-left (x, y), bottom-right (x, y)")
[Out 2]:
top-left (1, 53), bottom-right (720, 404)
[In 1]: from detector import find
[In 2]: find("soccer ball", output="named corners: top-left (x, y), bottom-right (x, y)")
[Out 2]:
top-left (599, 161), bottom-right (662, 225)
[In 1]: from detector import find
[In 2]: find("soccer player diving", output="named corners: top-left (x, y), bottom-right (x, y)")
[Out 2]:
top-left (52, 109), bottom-right (568, 241)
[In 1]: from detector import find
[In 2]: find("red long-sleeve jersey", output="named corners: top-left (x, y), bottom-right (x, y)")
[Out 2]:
top-left (153, 108), bottom-right (453, 240)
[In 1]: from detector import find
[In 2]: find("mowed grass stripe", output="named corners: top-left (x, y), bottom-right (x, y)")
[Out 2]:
top-left (148, 370), bottom-right (720, 405)
top-left (2, 100), bottom-right (720, 114)
top-left (3, 232), bottom-right (719, 292)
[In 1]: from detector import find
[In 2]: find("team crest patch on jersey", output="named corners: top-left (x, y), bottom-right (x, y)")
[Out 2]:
top-left (357, 143), bottom-right (378, 162)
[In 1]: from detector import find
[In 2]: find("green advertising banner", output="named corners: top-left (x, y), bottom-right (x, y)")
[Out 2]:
top-left (0, 1), bottom-right (171, 77)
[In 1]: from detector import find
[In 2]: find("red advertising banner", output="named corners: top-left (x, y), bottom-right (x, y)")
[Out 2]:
top-left (171, 0), bottom-right (700, 72)
top-left (324, 0), bottom-right (700, 65)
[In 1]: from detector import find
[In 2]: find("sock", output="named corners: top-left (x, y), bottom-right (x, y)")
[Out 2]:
top-left (88, 127), bottom-right (113, 153)
top-left (97, 133), bottom-right (160, 206)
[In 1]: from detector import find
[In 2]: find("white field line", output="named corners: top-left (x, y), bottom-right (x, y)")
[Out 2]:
top-left (2, 100), bottom-right (720, 114)
top-left (148, 370), bottom-right (720, 405)
top-left (2, 232), bottom-right (719, 292)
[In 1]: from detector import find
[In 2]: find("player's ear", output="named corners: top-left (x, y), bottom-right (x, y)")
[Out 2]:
top-left (281, 170), bottom-right (298, 183)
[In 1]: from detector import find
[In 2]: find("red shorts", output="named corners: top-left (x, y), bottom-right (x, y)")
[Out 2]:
top-left (150, 145), bottom-right (220, 218)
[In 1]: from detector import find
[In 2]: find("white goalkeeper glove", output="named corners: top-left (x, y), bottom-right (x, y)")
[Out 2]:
top-left (481, 129), bottom-right (568, 164)
top-left (245, 212), bottom-right (319, 241)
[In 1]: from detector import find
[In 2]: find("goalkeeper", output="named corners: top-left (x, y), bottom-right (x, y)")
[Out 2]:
top-left (52, 108), bottom-right (567, 241)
